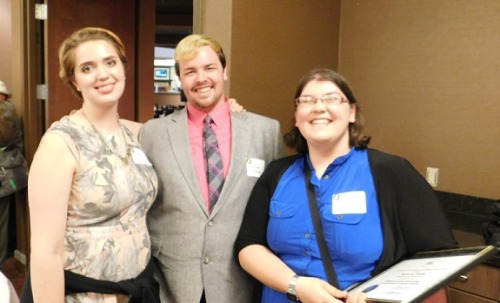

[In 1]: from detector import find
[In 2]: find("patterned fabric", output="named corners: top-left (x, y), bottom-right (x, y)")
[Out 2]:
top-left (47, 116), bottom-right (158, 303)
top-left (203, 115), bottom-right (224, 211)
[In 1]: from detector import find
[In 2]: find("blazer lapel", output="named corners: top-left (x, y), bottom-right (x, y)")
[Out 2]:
top-left (167, 110), bottom-right (208, 214)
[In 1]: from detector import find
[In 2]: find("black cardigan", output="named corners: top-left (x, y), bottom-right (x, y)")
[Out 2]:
top-left (235, 149), bottom-right (457, 277)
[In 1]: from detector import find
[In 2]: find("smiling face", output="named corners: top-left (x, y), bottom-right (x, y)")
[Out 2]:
top-left (72, 40), bottom-right (126, 107)
top-left (295, 80), bottom-right (356, 152)
top-left (177, 45), bottom-right (227, 112)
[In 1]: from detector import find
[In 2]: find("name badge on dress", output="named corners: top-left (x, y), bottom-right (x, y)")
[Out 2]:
top-left (331, 191), bottom-right (367, 214)
top-left (131, 148), bottom-right (152, 166)
top-left (246, 158), bottom-right (265, 177)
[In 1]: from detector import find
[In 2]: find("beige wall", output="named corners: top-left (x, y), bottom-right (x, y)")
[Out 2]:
top-left (202, 0), bottom-right (498, 199)
top-left (202, 0), bottom-right (340, 137)
top-left (338, 0), bottom-right (499, 199)
top-left (200, 0), bottom-right (233, 96)
top-left (231, 0), bottom-right (340, 133)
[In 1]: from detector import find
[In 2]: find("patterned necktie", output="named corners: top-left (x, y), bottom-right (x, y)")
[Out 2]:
top-left (203, 115), bottom-right (224, 211)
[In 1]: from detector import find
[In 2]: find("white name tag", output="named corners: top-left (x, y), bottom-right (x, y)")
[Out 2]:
top-left (131, 148), bottom-right (152, 166)
top-left (246, 158), bottom-right (265, 177)
top-left (331, 191), bottom-right (367, 214)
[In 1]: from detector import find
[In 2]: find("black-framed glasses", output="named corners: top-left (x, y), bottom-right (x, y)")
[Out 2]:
top-left (295, 93), bottom-right (348, 107)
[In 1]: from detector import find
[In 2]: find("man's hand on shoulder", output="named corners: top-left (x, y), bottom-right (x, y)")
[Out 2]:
top-left (229, 98), bottom-right (246, 113)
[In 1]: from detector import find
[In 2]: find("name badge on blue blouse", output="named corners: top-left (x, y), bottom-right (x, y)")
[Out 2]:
top-left (331, 191), bottom-right (367, 214)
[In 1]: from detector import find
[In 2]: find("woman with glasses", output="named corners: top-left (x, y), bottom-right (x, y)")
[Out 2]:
top-left (235, 68), bottom-right (457, 303)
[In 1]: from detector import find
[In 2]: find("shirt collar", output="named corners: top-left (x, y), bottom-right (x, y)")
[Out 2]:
top-left (305, 147), bottom-right (356, 175)
top-left (187, 97), bottom-right (230, 127)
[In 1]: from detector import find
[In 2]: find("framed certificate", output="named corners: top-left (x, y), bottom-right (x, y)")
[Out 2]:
top-left (347, 245), bottom-right (498, 303)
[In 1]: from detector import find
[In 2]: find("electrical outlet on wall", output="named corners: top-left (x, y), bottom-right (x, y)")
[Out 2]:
top-left (426, 167), bottom-right (439, 187)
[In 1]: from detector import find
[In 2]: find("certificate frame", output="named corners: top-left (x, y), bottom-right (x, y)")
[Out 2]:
top-left (347, 245), bottom-right (498, 303)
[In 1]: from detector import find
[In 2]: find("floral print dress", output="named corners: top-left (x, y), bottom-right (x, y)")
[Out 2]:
top-left (47, 117), bottom-right (158, 303)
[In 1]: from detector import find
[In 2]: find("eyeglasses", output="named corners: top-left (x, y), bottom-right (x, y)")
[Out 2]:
top-left (295, 94), bottom-right (348, 107)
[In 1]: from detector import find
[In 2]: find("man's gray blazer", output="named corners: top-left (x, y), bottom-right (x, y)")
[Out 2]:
top-left (139, 108), bottom-right (284, 303)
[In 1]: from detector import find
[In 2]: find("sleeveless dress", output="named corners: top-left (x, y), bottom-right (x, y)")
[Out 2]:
top-left (47, 116), bottom-right (158, 303)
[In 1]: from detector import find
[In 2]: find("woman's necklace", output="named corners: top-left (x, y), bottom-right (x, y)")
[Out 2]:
top-left (81, 109), bottom-right (132, 165)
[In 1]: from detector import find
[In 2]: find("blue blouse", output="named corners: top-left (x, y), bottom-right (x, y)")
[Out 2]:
top-left (263, 148), bottom-right (383, 302)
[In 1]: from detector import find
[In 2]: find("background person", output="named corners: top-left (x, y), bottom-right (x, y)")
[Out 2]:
top-left (0, 80), bottom-right (24, 272)
top-left (235, 68), bottom-right (457, 303)
top-left (139, 34), bottom-right (284, 303)
top-left (22, 27), bottom-right (159, 302)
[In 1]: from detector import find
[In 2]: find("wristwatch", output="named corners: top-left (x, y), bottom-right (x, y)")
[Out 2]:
top-left (286, 274), bottom-right (300, 301)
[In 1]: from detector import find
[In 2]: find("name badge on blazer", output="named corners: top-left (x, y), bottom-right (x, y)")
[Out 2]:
top-left (131, 148), bottom-right (153, 166)
top-left (246, 158), bottom-right (265, 177)
top-left (331, 191), bottom-right (367, 214)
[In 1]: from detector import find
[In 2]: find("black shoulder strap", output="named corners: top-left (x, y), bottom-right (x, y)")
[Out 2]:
top-left (303, 160), bottom-right (340, 288)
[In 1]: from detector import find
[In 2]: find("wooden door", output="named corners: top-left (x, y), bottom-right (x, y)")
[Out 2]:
top-left (45, 0), bottom-right (137, 125)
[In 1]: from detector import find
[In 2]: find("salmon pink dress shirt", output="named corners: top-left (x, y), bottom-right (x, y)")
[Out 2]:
top-left (187, 99), bottom-right (232, 210)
